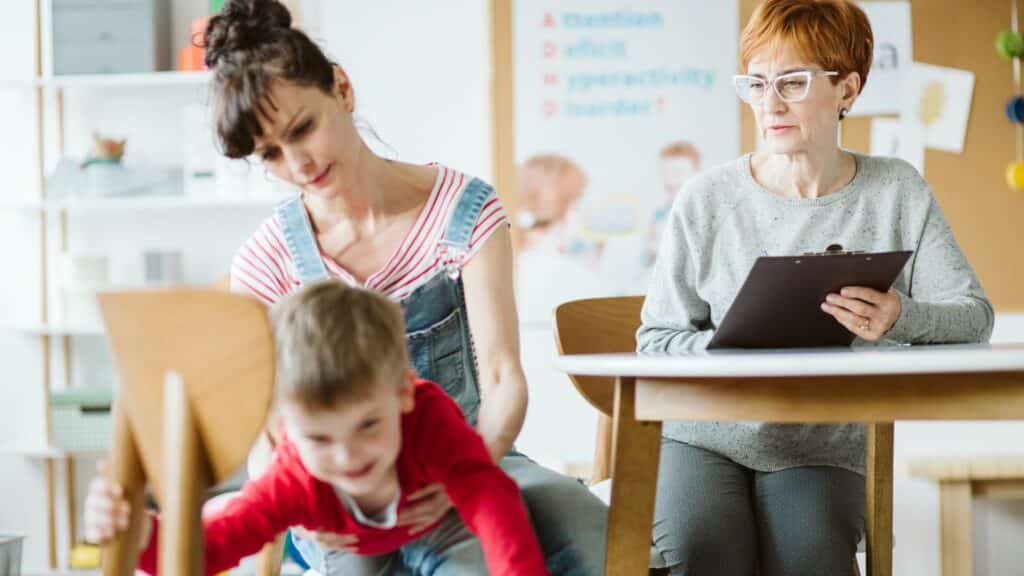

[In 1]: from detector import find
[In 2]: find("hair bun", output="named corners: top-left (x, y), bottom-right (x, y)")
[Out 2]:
top-left (203, 0), bottom-right (292, 68)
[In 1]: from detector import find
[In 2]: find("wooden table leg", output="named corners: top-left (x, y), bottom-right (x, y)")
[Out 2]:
top-left (101, 403), bottom-right (146, 576)
top-left (161, 371), bottom-right (211, 576)
top-left (939, 480), bottom-right (973, 576)
top-left (606, 376), bottom-right (662, 576)
top-left (866, 422), bottom-right (894, 576)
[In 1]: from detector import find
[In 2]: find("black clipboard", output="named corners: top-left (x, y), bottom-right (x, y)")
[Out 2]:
top-left (707, 248), bottom-right (913, 349)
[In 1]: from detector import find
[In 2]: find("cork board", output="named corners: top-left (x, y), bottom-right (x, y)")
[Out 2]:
top-left (739, 0), bottom-right (1024, 310)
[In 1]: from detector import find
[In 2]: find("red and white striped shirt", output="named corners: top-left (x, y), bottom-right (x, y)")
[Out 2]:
top-left (231, 166), bottom-right (507, 305)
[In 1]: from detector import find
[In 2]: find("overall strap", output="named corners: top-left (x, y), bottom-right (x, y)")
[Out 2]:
top-left (275, 194), bottom-right (329, 284)
top-left (438, 178), bottom-right (493, 278)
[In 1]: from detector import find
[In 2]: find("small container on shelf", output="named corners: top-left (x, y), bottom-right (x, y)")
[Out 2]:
top-left (59, 253), bottom-right (110, 327)
top-left (49, 387), bottom-right (114, 452)
top-left (0, 535), bottom-right (24, 576)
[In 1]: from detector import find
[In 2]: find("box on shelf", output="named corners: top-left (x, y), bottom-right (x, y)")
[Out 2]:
top-left (53, 0), bottom-right (170, 75)
top-left (59, 253), bottom-right (109, 327)
top-left (0, 535), bottom-right (23, 576)
top-left (50, 387), bottom-right (114, 451)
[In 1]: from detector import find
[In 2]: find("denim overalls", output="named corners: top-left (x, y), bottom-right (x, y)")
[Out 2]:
top-left (276, 176), bottom-right (607, 575)
top-left (276, 178), bottom-right (491, 425)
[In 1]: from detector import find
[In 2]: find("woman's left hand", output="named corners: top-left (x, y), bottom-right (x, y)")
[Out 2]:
top-left (821, 287), bottom-right (902, 342)
top-left (397, 483), bottom-right (452, 535)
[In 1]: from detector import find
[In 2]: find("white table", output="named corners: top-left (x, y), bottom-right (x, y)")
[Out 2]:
top-left (555, 343), bottom-right (1024, 576)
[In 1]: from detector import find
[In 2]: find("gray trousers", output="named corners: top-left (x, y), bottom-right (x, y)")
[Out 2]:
top-left (654, 439), bottom-right (864, 576)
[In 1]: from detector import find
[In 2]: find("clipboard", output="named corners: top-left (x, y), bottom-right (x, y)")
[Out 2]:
top-left (707, 247), bottom-right (913, 349)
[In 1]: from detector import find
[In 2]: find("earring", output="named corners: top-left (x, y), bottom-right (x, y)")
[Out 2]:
top-left (839, 108), bottom-right (849, 120)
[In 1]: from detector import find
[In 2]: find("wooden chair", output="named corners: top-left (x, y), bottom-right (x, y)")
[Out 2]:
top-left (552, 296), bottom-right (892, 575)
top-left (97, 289), bottom-right (277, 575)
top-left (908, 455), bottom-right (1024, 576)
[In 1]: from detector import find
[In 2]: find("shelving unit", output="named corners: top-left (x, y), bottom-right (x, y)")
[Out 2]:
top-left (0, 4), bottom-right (289, 573)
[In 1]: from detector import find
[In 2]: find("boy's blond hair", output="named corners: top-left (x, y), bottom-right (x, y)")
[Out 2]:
top-left (270, 281), bottom-right (409, 409)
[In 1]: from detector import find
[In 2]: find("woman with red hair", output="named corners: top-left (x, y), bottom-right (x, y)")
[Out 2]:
top-left (638, 1), bottom-right (993, 574)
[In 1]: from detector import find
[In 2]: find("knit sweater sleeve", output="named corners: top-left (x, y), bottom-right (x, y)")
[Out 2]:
top-left (636, 182), bottom-right (715, 353)
top-left (884, 173), bottom-right (994, 344)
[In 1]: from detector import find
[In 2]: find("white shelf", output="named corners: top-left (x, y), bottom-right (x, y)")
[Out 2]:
top-left (0, 71), bottom-right (212, 90)
top-left (4, 445), bottom-right (67, 459)
top-left (0, 195), bottom-right (286, 213)
top-left (3, 445), bottom-right (107, 459)
top-left (8, 322), bottom-right (104, 336)
top-left (0, 199), bottom-right (42, 211)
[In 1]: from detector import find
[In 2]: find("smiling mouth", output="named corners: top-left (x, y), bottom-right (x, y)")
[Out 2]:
top-left (308, 164), bottom-right (332, 186)
top-left (342, 461), bottom-right (375, 479)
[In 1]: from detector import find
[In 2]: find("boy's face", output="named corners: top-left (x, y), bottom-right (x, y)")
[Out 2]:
top-left (280, 371), bottom-right (416, 496)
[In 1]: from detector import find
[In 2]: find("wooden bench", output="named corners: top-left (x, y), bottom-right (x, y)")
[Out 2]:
top-left (907, 455), bottom-right (1024, 576)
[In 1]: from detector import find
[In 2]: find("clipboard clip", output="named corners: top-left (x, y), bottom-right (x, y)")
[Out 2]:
top-left (801, 244), bottom-right (865, 256)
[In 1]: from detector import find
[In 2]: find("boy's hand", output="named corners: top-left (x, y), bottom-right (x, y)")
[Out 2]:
top-left (291, 527), bottom-right (358, 552)
top-left (84, 460), bottom-right (150, 547)
top-left (398, 483), bottom-right (452, 535)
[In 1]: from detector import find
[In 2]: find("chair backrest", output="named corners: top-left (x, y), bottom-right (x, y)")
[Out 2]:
top-left (553, 296), bottom-right (645, 416)
top-left (98, 289), bottom-right (275, 503)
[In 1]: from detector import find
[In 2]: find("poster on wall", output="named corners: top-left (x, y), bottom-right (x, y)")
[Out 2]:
top-left (851, 1), bottom-right (913, 117)
top-left (513, 1), bottom-right (740, 325)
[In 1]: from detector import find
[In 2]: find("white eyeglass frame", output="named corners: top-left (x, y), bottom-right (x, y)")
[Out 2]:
top-left (732, 70), bottom-right (839, 104)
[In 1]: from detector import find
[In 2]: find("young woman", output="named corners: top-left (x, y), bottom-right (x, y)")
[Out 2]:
top-left (206, 1), bottom-right (607, 574)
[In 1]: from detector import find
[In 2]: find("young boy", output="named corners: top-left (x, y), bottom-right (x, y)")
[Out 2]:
top-left (84, 281), bottom-right (549, 575)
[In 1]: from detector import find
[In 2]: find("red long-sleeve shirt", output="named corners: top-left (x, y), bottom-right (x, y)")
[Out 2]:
top-left (137, 380), bottom-right (548, 575)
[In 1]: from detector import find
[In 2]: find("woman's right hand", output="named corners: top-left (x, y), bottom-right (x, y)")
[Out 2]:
top-left (84, 460), bottom-right (150, 546)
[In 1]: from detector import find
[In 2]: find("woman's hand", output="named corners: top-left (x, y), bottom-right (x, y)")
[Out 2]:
top-left (821, 287), bottom-right (902, 342)
top-left (396, 483), bottom-right (452, 535)
top-left (84, 460), bottom-right (151, 547)
top-left (291, 527), bottom-right (359, 552)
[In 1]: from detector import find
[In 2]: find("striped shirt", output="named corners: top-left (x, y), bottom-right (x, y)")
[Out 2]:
top-left (231, 165), bottom-right (508, 305)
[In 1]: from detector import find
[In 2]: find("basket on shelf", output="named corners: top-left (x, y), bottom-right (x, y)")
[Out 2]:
top-left (50, 387), bottom-right (114, 452)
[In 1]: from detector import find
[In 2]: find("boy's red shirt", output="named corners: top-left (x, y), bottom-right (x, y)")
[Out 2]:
top-left (137, 380), bottom-right (548, 575)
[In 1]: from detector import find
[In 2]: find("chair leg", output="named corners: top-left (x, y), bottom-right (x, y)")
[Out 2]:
top-left (255, 533), bottom-right (286, 576)
top-left (865, 422), bottom-right (894, 576)
top-left (101, 403), bottom-right (147, 576)
top-left (939, 480), bottom-right (973, 576)
top-left (591, 413), bottom-right (613, 484)
top-left (161, 371), bottom-right (211, 576)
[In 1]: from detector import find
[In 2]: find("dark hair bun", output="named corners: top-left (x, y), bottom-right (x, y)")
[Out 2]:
top-left (203, 0), bottom-right (292, 68)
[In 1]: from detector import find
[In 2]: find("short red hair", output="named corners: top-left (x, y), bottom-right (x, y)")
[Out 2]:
top-left (740, 0), bottom-right (874, 94)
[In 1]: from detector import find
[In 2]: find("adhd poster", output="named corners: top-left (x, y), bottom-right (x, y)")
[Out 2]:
top-left (513, 1), bottom-right (740, 324)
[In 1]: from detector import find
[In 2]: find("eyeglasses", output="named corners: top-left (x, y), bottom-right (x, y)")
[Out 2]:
top-left (732, 70), bottom-right (839, 104)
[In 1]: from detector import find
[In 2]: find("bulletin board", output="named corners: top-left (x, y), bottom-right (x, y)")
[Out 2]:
top-left (737, 0), bottom-right (1024, 310)
top-left (493, 1), bottom-right (1024, 311)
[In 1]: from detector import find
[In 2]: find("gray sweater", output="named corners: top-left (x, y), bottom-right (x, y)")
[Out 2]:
top-left (636, 152), bottom-right (994, 475)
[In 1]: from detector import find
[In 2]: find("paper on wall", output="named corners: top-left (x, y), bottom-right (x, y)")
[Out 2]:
top-left (870, 116), bottom-right (925, 174)
top-left (901, 63), bottom-right (975, 154)
top-left (852, 2), bottom-right (912, 117)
